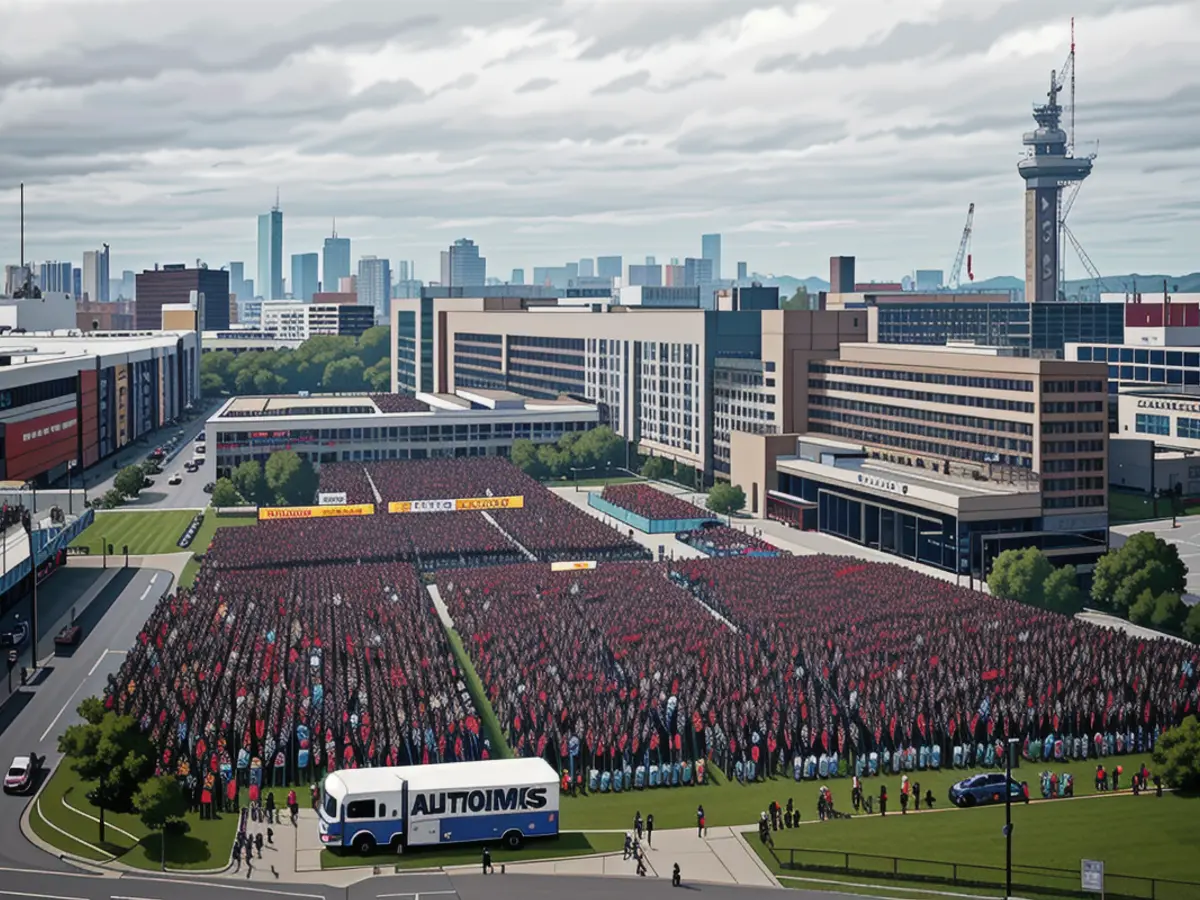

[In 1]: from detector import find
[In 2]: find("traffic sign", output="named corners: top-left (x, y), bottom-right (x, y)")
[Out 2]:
top-left (1082, 859), bottom-right (1104, 893)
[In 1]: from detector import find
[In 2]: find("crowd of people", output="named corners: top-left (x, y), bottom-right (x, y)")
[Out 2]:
top-left (601, 484), bottom-right (711, 523)
top-left (107, 560), bottom-right (485, 789)
top-left (0, 503), bottom-right (25, 532)
top-left (678, 525), bottom-right (784, 558)
top-left (369, 394), bottom-right (430, 413)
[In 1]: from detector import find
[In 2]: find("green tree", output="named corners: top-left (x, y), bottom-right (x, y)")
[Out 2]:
top-left (264, 450), bottom-right (318, 506)
top-left (210, 478), bottom-right (242, 509)
top-left (57, 697), bottom-right (153, 841)
top-left (102, 488), bottom-right (124, 509)
top-left (231, 461), bottom-right (268, 506)
top-left (357, 325), bottom-right (391, 367)
top-left (988, 547), bottom-right (1053, 608)
top-left (509, 439), bottom-right (544, 478)
top-left (640, 456), bottom-right (669, 480)
top-left (114, 464), bottom-right (146, 498)
top-left (536, 443), bottom-right (571, 480)
top-left (707, 483), bottom-right (747, 516)
top-left (1184, 604), bottom-right (1200, 642)
top-left (1092, 532), bottom-right (1188, 615)
top-left (1151, 715), bottom-right (1200, 790)
top-left (1151, 593), bottom-right (1186, 632)
top-left (199, 372), bottom-right (225, 395)
top-left (135, 775), bottom-right (188, 870)
top-left (322, 356), bottom-right (365, 392)
top-left (1129, 589), bottom-right (1157, 626)
top-left (1043, 565), bottom-right (1083, 614)
top-left (364, 359), bottom-right (391, 391)
top-left (252, 369), bottom-right (287, 394)
top-left (567, 426), bottom-right (624, 469)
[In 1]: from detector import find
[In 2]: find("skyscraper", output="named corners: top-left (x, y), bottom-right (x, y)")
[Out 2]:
top-left (736, 261), bottom-right (748, 282)
top-left (291, 253), bottom-right (319, 301)
top-left (512, 268), bottom-right (525, 284)
top-left (701, 234), bottom-right (721, 281)
top-left (121, 269), bottom-right (136, 299)
top-left (439, 238), bottom-right (486, 287)
top-left (257, 197), bottom-right (284, 300)
top-left (81, 244), bottom-right (110, 302)
top-left (597, 256), bottom-right (622, 279)
top-left (72, 267), bottom-right (81, 298)
top-left (358, 256), bottom-right (391, 322)
top-left (229, 261), bottom-right (247, 299)
top-left (322, 224), bottom-right (351, 294)
top-left (683, 257), bottom-right (713, 287)
top-left (578, 259), bottom-right (594, 278)
top-left (39, 261), bottom-right (73, 293)
top-left (398, 260), bottom-right (409, 282)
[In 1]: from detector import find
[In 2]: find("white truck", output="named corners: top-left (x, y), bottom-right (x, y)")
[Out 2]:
top-left (317, 757), bottom-right (559, 855)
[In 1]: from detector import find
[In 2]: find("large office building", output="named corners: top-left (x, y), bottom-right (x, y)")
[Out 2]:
top-left (290, 253), bottom-right (319, 302)
top-left (357, 256), bottom-right (391, 323)
top-left (208, 389), bottom-right (599, 477)
top-left (732, 345), bottom-right (1108, 578)
top-left (627, 264), bottom-right (662, 287)
top-left (259, 301), bottom-right (375, 341)
top-left (257, 202), bottom-right (284, 300)
top-left (596, 256), bottom-right (622, 279)
top-left (322, 229), bottom-right (351, 294)
top-left (81, 245), bottom-right (110, 302)
top-left (135, 265), bottom-right (231, 330)
top-left (439, 239), bottom-right (486, 288)
top-left (39, 261), bottom-right (73, 295)
top-left (0, 330), bottom-right (200, 484)
top-left (701, 233), bottom-right (721, 281)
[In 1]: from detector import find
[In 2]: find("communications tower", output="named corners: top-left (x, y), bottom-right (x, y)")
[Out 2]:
top-left (1017, 33), bottom-right (1092, 303)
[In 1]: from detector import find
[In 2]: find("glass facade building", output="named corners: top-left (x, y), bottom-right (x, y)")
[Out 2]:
top-left (872, 301), bottom-right (1124, 352)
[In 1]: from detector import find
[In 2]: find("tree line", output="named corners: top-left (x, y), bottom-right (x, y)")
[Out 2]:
top-left (200, 327), bottom-right (391, 396)
top-left (988, 532), bottom-right (1200, 640)
top-left (211, 450), bottom-right (318, 509)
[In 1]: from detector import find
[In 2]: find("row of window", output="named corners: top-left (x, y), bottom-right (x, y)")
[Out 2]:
top-left (808, 408), bottom-right (1034, 455)
top-left (1135, 413), bottom-right (1171, 436)
top-left (1044, 476), bottom-right (1105, 492)
top-left (1043, 458), bottom-right (1105, 473)
top-left (1042, 420), bottom-right (1105, 434)
top-left (1077, 346), bottom-right (1200, 367)
top-left (1043, 380), bottom-right (1104, 394)
top-left (1107, 365), bottom-right (1200, 387)
top-left (810, 378), bottom-right (1036, 414)
top-left (1041, 439), bottom-right (1105, 454)
top-left (810, 394), bottom-right (1032, 435)
top-left (810, 363), bottom-right (1035, 393)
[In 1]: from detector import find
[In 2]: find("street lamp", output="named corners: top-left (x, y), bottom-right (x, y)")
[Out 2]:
top-left (1004, 736), bottom-right (1020, 899)
top-left (20, 509), bottom-right (38, 675)
top-left (569, 466), bottom-right (595, 491)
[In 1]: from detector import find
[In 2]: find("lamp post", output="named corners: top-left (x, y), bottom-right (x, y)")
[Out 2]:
top-left (569, 466), bottom-right (595, 492)
top-left (1004, 736), bottom-right (1020, 900)
top-left (20, 509), bottom-right (38, 676)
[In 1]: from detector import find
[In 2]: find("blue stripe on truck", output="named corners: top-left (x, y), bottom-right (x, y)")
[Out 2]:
top-left (417, 810), bottom-right (559, 846)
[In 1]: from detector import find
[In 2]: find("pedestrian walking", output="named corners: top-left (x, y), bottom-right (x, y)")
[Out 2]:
top-left (482, 846), bottom-right (494, 875)
top-left (900, 789), bottom-right (909, 815)
top-left (287, 788), bottom-right (298, 825)
top-left (646, 813), bottom-right (654, 848)
top-left (879, 785), bottom-right (888, 816)
top-left (255, 832), bottom-right (263, 859)
top-left (696, 804), bottom-right (706, 837)
top-left (248, 783), bottom-right (260, 822)
top-left (266, 792), bottom-right (276, 823)
top-left (634, 811), bottom-right (643, 841)
top-left (310, 783), bottom-right (319, 810)
top-left (672, 863), bottom-right (681, 887)
top-left (267, 826), bottom-right (274, 846)
top-left (912, 782), bottom-right (921, 812)
top-left (623, 833), bottom-right (633, 860)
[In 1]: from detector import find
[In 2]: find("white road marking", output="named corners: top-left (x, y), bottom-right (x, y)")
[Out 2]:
top-left (137, 574), bottom-right (159, 601)
top-left (112, 895), bottom-right (169, 900)
top-left (0, 892), bottom-right (86, 900)
top-left (125, 880), bottom-right (324, 900)
top-left (377, 894), bottom-right (456, 899)
top-left (40, 649), bottom-right (113, 741)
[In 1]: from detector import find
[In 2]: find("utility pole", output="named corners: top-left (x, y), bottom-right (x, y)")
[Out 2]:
top-left (1004, 736), bottom-right (1019, 899)
top-left (21, 510), bottom-right (38, 675)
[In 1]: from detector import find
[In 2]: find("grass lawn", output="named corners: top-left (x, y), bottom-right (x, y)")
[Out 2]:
top-left (30, 761), bottom-right (236, 871)
top-left (1109, 489), bottom-right (1200, 523)
top-left (72, 510), bottom-right (199, 556)
top-left (178, 512), bottom-right (257, 588)
top-left (752, 793), bottom-right (1200, 894)
top-left (321, 831), bottom-right (623, 870)
top-left (443, 625), bottom-right (513, 760)
top-left (545, 476), bottom-right (642, 488)
top-left (556, 751), bottom-right (1159, 833)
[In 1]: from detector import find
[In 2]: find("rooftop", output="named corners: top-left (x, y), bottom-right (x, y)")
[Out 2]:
top-left (212, 389), bottom-right (597, 422)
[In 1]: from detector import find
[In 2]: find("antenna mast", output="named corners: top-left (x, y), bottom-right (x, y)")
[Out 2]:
top-left (1069, 16), bottom-right (1076, 155)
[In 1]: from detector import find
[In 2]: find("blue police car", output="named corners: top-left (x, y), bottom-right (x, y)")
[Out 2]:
top-left (948, 772), bottom-right (1027, 808)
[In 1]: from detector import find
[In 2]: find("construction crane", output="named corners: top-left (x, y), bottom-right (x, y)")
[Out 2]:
top-left (1062, 222), bottom-right (1109, 299)
top-left (948, 202), bottom-right (975, 289)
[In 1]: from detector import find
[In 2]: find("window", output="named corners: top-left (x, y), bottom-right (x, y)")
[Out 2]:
top-left (346, 799), bottom-right (376, 820)
top-left (1136, 414), bottom-right (1170, 436)
top-left (1178, 418), bottom-right (1200, 441)
top-left (323, 795), bottom-right (338, 819)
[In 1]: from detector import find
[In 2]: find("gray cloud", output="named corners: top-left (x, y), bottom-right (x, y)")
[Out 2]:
top-left (591, 69), bottom-right (651, 95)
top-left (516, 77), bottom-right (557, 93)
top-left (671, 121), bottom-right (848, 155)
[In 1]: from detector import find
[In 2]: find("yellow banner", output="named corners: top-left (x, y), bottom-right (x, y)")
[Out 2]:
top-left (388, 495), bottom-right (525, 514)
top-left (550, 560), bottom-right (597, 572)
top-left (259, 503), bottom-right (375, 521)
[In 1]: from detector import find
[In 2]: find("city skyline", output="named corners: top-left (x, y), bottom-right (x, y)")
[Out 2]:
top-left (0, 1), bottom-right (1196, 282)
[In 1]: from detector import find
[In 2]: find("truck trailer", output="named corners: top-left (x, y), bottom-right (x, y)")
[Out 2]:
top-left (318, 757), bottom-right (559, 854)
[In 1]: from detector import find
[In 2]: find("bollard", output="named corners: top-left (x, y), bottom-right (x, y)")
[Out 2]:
top-left (501, 864), bottom-right (506, 874)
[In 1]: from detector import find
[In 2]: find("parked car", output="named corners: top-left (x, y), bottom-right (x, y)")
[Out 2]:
top-left (203, 482), bottom-right (215, 494)
top-left (195, 432), bottom-right (206, 443)
top-left (0, 622), bottom-right (30, 648)
top-left (4, 756), bottom-right (34, 794)
top-left (142, 477), bottom-right (155, 488)
top-left (949, 773), bottom-right (1027, 808)
top-left (184, 461), bottom-right (198, 473)
top-left (54, 624), bottom-right (82, 647)
top-left (168, 473), bottom-right (183, 486)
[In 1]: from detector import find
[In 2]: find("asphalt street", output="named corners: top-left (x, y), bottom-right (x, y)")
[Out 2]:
top-left (0, 566), bottom-right (171, 872)
top-left (0, 868), bottom-right (863, 900)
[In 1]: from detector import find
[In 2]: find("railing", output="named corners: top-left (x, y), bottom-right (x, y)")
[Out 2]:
top-left (773, 847), bottom-right (1200, 900)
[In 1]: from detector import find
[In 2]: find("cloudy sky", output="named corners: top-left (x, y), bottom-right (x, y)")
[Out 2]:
top-left (1, 0), bottom-right (1197, 286)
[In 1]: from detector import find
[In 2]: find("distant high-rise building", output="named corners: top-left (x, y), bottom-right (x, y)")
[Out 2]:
top-left (398, 260), bottom-right (410, 282)
top-left (357, 256), bottom-right (391, 322)
top-left (229, 261), bottom-right (247, 300)
top-left (578, 259), bottom-right (594, 278)
top-left (645, 256), bottom-right (656, 265)
top-left (829, 256), bottom-right (855, 294)
top-left (439, 238), bottom-right (486, 287)
top-left (628, 264), bottom-right (662, 287)
top-left (915, 269), bottom-right (944, 292)
top-left (291, 253), bottom-right (319, 301)
top-left (257, 197), bottom-right (284, 299)
top-left (701, 234), bottom-right (721, 281)
top-left (322, 225), bottom-right (351, 295)
top-left (683, 257), bottom-right (713, 288)
top-left (512, 268), bottom-right (525, 284)
top-left (39, 261), bottom-right (73, 294)
top-left (737, 261), bottom-right (748, 282)
top-left (72, 267), bottom-right (81, 298)
top-left (81, 244), bottom-right (110, 302)
top-left (664, 264), bottom-right (685, 287)
top-left (121, 269), bottom-right (136, 299)
top-left (597, 256), bottom-right (622, 279)
top-left (566, 262), bottom-right (579, 281)
top-left (135, 265), bottom-right (230, 330)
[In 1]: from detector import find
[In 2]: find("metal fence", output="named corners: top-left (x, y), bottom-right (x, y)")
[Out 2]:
top-left (773, 847), bottom-right (1200, 900)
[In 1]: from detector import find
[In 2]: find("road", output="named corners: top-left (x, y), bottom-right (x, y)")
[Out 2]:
top-left (0, 566), bottom-right (171, 872)
top-left (0, 868), bottom-right (867, 900)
